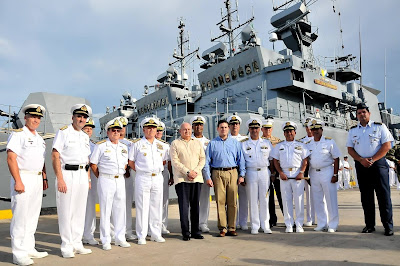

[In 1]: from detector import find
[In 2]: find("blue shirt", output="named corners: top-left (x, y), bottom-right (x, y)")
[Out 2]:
top-left (204, 136), bottom-right (246, 180)
top-left (346, 120), bottom-right (394, 158)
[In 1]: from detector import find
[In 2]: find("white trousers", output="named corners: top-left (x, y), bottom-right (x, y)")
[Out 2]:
top-left (310, 167), bottom-right (339, 230)
top-left (10, 173), bottom-right (43, 260)
top-left (83, 171), bottom-right (97, 240)
top-left (389, 169), bottom-right (396, 186)
top-left (125, 169), bottom-right (135, 235)
top-left (135, 172), bottom-right (163, 240)
top-left (56, 168), bottom-right (89, 254)
top-left (198, 181), bottom-right (211, 228)
top-left (245, 169), bottom-right (270, 231)
top-left (162, 168), bottom-right (170, 229)
top-left (98, 174), bottom-right (126, 245)
top-left (304, 181), bottom-right (315, 223)
top-left (343, 170), bottom-right (351, 189)
top-left (337, 171), bottom-right (344, 190)
top-left (236, 184), bottom-right (248, 227)
top-left (280, 179), bottom-right (305, 228)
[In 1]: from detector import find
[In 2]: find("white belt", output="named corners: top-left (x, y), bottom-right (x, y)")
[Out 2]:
top-left (136, 171), bottom-right (161, 177)
top-left (247, 167), bottom-right (268, 171)
top-left (20, 170), bottom-right (42, 175)
top-left (100, 174), bottom-right (124, 179)
top-left (311, 165), bottom-right (333, 172)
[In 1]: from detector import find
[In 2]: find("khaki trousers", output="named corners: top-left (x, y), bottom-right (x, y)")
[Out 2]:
top-left (212, 169), bottom-right (238, 232)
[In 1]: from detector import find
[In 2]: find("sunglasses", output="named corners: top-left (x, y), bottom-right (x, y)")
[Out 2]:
top-left (110, 128), bottom-right (121, 132)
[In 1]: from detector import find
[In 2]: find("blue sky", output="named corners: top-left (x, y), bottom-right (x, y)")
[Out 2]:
top-left (1, 0), bottom-right (399, 123)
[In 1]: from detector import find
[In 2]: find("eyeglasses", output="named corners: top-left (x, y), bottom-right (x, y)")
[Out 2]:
top-left (110, 128), bottom-right (121, 132)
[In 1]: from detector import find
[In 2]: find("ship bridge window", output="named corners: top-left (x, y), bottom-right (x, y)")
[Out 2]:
top-left (245, 64), bottom-right (252, 75)
top-left (253, 61), bottom-right (260, 72)
top-left (225, 73), bottom-right (231, 83)
top-left (231, 69), bottom-right (237, 80)
top-left (212, 78), bottom-right (218, 88)
top-left (218, 75), bottom-right (224, 85)
top-left (238, 66), bottom-right (244, 77)
top-left (291, 69), bottom-right (304, 82)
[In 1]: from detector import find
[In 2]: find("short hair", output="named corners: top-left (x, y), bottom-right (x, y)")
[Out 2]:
top-left (217, 120), bottom-right (228, 127)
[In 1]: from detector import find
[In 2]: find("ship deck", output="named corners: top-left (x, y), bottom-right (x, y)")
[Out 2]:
top-left (0, 188), bottom-right (399, 265)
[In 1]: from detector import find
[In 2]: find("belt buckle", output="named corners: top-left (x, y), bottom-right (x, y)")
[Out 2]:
top-left (80, 165), bottom-right (84, 169)
top-left (114, 175), bottom-right (119, 178)
top-left (316, 169), bottom-right (321, 172)
top-left (38, 172), bottom-right (42, 175)
top-left (257, 168), bottom-right (261, 171)
top-left (289, 168), bottom-right (293, 171)
top-left (151, 173), bottom-right (156, 176)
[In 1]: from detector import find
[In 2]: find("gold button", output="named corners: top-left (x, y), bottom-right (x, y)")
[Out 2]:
top-left (38, 172), bottom-right (42, 175)
top-left (114, 175), bottom-right (119, 178)
top-left (152, 173), bottom-right (156, 176)
top-left (80, 165), bottom-right (84, 169)
top-left (289, 168), bottom-right (293, 171)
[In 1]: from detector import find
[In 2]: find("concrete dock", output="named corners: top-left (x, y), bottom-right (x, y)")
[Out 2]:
top-left (0, 188), bottom-right (399, 265)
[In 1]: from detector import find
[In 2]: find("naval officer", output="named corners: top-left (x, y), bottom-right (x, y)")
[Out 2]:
top-left (90, 118), bottom-right (131, 250)
top-left (271, 121), bottom-right (309, 233)
top-left (52, 104), bottom-right (92, 258)
top-left (306, 119), bottom-right (341, 232)
top-left (227, 115), bottom-right (249, 231)
top-left (128, 117), bottom-right (167, 245)
top-left (82, 118), bottom-right (100, 246)
top-left (156, 121), bottom-right (174, 235)
top-left (191, 115), bottom-right (211, 233)
top-left (347, 103), bottom-right (394, 236)
top-left (7, 104), bottom-right (48, 266)
top-left (242, 118), bottom-right (273, 234)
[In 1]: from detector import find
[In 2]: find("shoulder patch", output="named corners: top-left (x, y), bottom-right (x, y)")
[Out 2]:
top-left (60, 125), bottom-right (68, 130)
top-left (325, 137), bottom-right (332, 140)
top-left (373, 122), bottom-right (382, 125)
top-left (240, 137), bottom-right (249, 142)
top-left (96, 139), bottom-right (106, 145)
top-left (14, 128), bottom-right (23, 132)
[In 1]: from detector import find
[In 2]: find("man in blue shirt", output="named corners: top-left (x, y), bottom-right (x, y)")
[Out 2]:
top-left (347, 103), bottom-right (394, 236)
top-left (204, 120), bottom-right (246, 237)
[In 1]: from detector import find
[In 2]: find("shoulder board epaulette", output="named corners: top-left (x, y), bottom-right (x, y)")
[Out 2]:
top-left (304, 140), bottom-right (311, 144)
top-left (60, 125), bottom-right (68, 130)
top-left (350, 125), bottom-right (357, 129)
top-left (373, 122), bottom-right (382, 125)
top-left (261, 136), bottom-right (266, 139)
top-left (158, 139), bottom-right (169, 144)
top-left (14, 128), bottom-right (23, 132)
top-left (300, 136), bottom-right (306, 140)
top-left (90, 139), bottom-right (96, 144)
top-left (240, 137), bottom-right (249, 142)
top-left (325, 137), bottom-right (332, 140)
top-left (96, 140), bottom-right (106, 145)
top-left (132, 138), bottom-right (141, 143)
top-left (297, 139), bottom-right (304, 143)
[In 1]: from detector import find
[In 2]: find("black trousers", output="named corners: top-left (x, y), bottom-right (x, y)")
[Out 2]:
top-left (355, 157), bottom-right (393, 230)
top-left (175, 182), bottom-right (202, 237)
top-left (269, 178), bottom-right (283, 224)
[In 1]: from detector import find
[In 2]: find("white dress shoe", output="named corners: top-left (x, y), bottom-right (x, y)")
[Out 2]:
top-left (28, 250), bottom-right (48, 259)
top-left (296, 227), bottom-right (304, 233)
top-left (285, 227), bottom-right (293, 233)
top-left (304, 221), bottom-right (313, 227)
top-left (74, 247), bottom-right (92, 255)
top-left (264, 229), bottom-right (272, 234)
top-left (162, 228), bottom-right (170, 234)
top-left (241, 225), bottom-right (249, 230)
top-left (251, 229), bottom-right (259, 235)
top-left (328, 228), bottom-right (336, 233)
top-left (138, 239), bottom-right (147, 245)
top-left (314, 226), bottom-right (327, 231)
top-left (126, 233), bottom-right (137, 240)
top-left (150, 236), bottom-right (166, 243)
top-left (103, 243), bottom-right (112, 251)
top-left (199, 225), bottom-right (210, 233)
top-left (116, 241), bottom-right (131, 248)
top-left (83, 238), bottom-right (99, 245)
top-left (13, 257), bottom-right (34, 265)
top-left (62, 251), bottom-right (75, 258)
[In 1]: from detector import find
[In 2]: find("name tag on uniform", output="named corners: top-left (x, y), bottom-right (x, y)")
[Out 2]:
top-left (105, 149), bottom-right (111, 153)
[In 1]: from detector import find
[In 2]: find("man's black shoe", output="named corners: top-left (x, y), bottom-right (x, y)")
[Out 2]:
top-left (361, 227), bottom-right (375, 233)
top-left (384, 229), bottom-right (394, 236)
top-left (193, 234), bottom-right (204, 239)
top-left (183, 236), bottom-right (190, 241)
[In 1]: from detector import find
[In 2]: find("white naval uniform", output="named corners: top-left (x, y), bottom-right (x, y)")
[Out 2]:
top-left (7, 126), bottom-right (45, 261)
top-left (300, 136), bottom-right (315, 224)
top-left (159, 140), bottom-right (171, 232)
top-left (242, 137), bottom-right (273, 232)
top-left (90, 139), bottom-right (129, 245)
top-left (129, 137), bottom-right (167, 240)
top-left (83, 140), bottom-right (98, 241)
top-left (52, 124), bottom-right (91, 255)
top-left (307, 136), bottom-right (341, 230)
top-left (387, 159), bottom-right (396, 187)
top-left (338, 160), bottom-right (344, 190)
top-left (192, 135), bottom-right (210, 229)
top-left (231, 134), bottom-right (249, 228)
top-left (342, 160), bottom-right (351, 189)
top-left (271, 140), bottom-right (309, 229)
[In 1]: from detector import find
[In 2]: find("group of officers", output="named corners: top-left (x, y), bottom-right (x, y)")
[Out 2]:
top-left (6, 102), bottom-right (395, 265)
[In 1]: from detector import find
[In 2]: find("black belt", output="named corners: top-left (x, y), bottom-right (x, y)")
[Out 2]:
top-left (65, 164), bottom-right (89, 172)
top-left (212, 167), bottom-right (237, 171)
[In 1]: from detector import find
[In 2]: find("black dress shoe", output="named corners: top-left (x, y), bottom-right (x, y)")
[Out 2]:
top-left (193, 234), bottom-right (204, 239)
top-left (183, 236), bottom-right (190, 241)
top-left (384, 229), bottom-right (394, 236)
top-left (361, 227), bottom-right (375, 233)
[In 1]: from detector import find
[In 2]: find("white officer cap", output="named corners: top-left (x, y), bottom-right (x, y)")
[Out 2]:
top-left (227, 115), bottom-right (242, 125)
top-left (246, 118), bottom-right (262, 128)
top-left (308, 119), bottom-right (323, 130)
top-left (71, 104), bottom-right (92, 117)
top-left (190, 115), bottom-right (206, 125)
top-left (115, 116), bottom-right (128, 127)
top-left (304, 117), bottom-right (312, 127)
top-left (282, 121), bottom-right (297, 131)
top-left (22, 104), bottom-right (46, 117)
top-left (157, 121), bottom-right (166, 131)
top-left (105, 118), bottom-right (123, 131)
top-left (262, 119), bottom-right (274, 128)
top-left (84, 118), bottom-right (95, 128)
top-left (140, 117), bottom-right (159, 128)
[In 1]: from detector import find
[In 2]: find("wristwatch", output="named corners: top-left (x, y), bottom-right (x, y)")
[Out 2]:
top-left (186, 171), bottom-right (190, 176)
top-left (299, 171), bottom-right (304, 174)
top-left (333, 174), bottom-right (338, 177)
